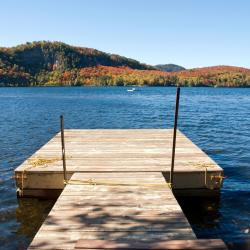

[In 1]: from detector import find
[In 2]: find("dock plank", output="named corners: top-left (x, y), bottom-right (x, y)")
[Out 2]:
top-left (74, 239), bottom-right (228, 250)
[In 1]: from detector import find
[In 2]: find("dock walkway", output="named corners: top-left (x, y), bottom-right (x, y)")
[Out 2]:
top-left (29, 172), bottom-right (196, 249)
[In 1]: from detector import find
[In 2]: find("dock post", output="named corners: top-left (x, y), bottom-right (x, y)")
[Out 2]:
top-left (60, 115), bottom-right (67, 183)
top-left (170, 87), bottom-right (180, 187)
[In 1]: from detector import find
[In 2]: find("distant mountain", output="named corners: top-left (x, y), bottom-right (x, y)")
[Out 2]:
top-left (0, 41), bottom-right (250, 87)
top-left (172, 65), bottom-right (250, 87)
top-left (155, 64), bottom-right (185, 72)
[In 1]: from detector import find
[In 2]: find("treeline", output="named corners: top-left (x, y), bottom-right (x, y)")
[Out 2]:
top-left (174, 66), bottom-right (250, 87)
top-left (35, 65), bottom-right (250, 87)
top-left (0, 41), bottom-right (250, 87)
top-left (40, 66), bottom-right (177, 86)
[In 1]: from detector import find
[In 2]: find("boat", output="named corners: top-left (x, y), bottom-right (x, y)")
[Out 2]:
top-left (127, 87), bottom-right (136, 92)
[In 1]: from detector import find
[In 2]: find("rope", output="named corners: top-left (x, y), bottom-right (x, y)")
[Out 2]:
top-left (64, 178), bottom-right (173, 189)
top-left (203, 165), bottom-right (225, 190)
top-left (16, 157), bottom-right (63, 197)
top-left (205, 166), bottom-right (208, 188)
top-left (17, 165), bottom-right (35, 197)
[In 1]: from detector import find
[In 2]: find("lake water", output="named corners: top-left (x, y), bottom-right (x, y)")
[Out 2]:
top-left (0, 87), bottom-right (249, 249)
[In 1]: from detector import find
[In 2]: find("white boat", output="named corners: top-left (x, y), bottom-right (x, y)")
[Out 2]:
top-left (127, 87), bottom-right (136, 92)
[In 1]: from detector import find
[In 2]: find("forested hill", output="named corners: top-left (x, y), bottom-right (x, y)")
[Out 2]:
top-left (0, 41), bottom-right (153, 86)
top-left (1, 41), bottom-right (250, 87)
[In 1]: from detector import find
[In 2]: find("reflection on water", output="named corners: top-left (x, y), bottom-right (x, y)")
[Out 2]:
top-left (178, 196), bottom-right (222, 236)
top-left (178, 196), bottom-right (250, 250)
top-left (16, 199), bottom-right (55, 240)
top-left (0, 199), bottom-right (55, 250)
top-left (0, 87), bottom-right (250, 249)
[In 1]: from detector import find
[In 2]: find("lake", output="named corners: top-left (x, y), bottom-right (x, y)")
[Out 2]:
top-left (0, 86), bottom-right (249, 249)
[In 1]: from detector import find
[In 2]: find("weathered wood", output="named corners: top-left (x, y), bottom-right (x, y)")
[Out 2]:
top-left (28, 231), bottom-right (197, 250)
top-left (74, 239), bottom-right (228, 250)
top-left (15, 129), bottom-right (223, 197)
top-left (28, 173), bottom-right (227, 250)
top-left (18, 129), bottom-right (226, 249)
top-left (28, 172), bottom-right (197, 249)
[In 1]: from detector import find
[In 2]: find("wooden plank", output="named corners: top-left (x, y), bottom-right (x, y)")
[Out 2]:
top-left (51, 205), bottom-right (183, 215)
top-left (52, 203), bottom-right (182, 212)
top-left (17, 159), bottom-right (218, 171)
top-left (47, 209), bottom-right (185, 218)
top-left (31, 153), bottom-right (207, 159)
top-left (28, 231), bottom-right (196, 250)
top-left (39, 224), bottom-right (194, 232)
top-left (74, 239), bottom-right (228, 250)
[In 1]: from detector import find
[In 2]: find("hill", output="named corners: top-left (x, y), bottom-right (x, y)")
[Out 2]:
top-left (155, 64), bottom-right (185, 72)
top-left (0, 41), bottom-right (250, 87)
top-left (0, 41), bottom-right (154, 86)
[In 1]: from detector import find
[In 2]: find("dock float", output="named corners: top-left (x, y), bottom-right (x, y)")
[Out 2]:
top-left (14, 129), bottom-right (227, 249)
top-left (15, 129), bottom-right (224, 198)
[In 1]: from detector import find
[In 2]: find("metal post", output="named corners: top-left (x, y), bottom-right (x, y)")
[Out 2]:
top-left (170, 87), bottom-right (180, 186)
top-left (60, 115), bottom-right (67, 182)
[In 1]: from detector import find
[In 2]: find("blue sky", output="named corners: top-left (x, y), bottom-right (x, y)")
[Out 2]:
top-left (1, 0), bottom-right (250, 68)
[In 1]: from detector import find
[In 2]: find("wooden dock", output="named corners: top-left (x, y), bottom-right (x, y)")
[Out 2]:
top-left (14, 129), bottom-right (227, 249)
top-left (15, 129), bottom-right (224, 198)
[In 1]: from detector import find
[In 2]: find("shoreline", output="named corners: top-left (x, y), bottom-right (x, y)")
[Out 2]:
top-left (1, 85), bottom-right (250, 88)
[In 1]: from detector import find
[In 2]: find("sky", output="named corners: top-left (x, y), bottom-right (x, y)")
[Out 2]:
top-left (1, 0), bottom-right (250, 68)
